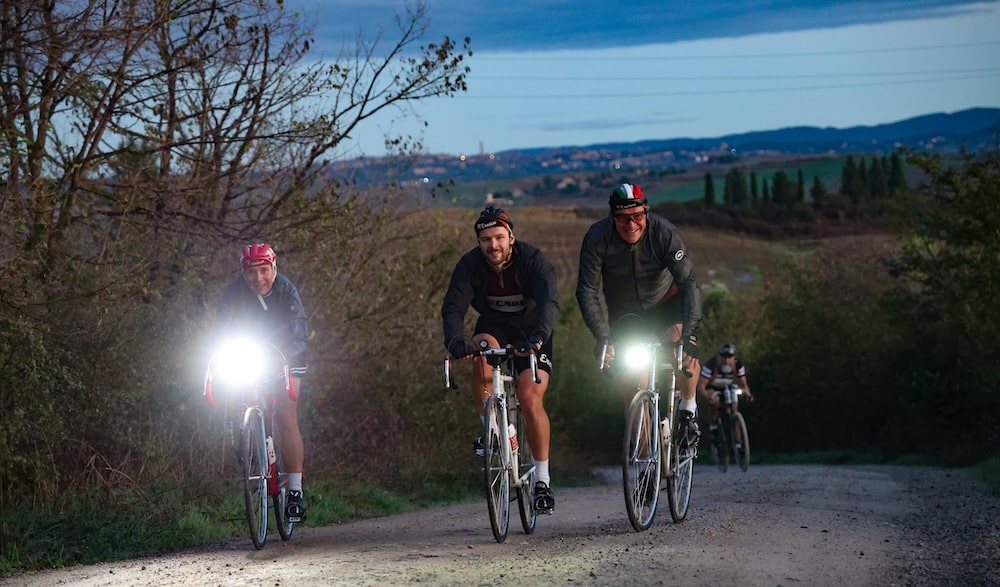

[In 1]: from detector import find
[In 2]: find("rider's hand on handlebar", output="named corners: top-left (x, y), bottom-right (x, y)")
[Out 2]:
top-left (682, 334), bottom-right (699, 361)
top-left (514, 340), bottom-right (539, 357)
top-left (448, 341), bottom-right (479, 360)
top-left (596, 340), bottom-right (614, 370)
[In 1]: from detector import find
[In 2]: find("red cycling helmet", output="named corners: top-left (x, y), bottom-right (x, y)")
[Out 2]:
top-left (240, 243), bottom-right (277, 269)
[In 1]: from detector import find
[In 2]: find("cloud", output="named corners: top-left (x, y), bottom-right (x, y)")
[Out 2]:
top-left (299, 0), bottom-right (997, 54)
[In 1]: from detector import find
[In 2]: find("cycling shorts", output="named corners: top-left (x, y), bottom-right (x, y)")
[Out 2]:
top-left (473, 320), bottom-right (553, 376)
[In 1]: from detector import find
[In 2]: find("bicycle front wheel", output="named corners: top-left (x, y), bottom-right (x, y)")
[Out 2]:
top-left (733, 411), bottom-right (750, 472)
top-left (483, 396), bottom-right (510, 543)
top-left (623, 390), bottom-right (660, 532)
top-left (240, 408), bottom-right (269, 549)
top-left (666, 425), bottom-right (695, 522)
top-left (514, 401), bottom-right (537, 534)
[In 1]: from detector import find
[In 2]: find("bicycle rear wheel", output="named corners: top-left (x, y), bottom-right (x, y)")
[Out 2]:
top-left (623, 390), bottom-right (659, 532)
top-left (271, 422), bottom-right (295, 541)
top-left (733, 411), bottom-right (750, 472)
top-left (715, 415), bottom-right (731, 472)
top-left (240, 408), bottom-right (269, 549)
top-left (483, 396), bottom-right (510, 543)
top-left (666, 423), bottom-right (695, 522)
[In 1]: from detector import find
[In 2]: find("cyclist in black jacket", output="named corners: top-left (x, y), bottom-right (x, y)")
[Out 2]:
top-left (576, 184), bottom-right (703, 445)
top-left (442, 206), bottom-right (559, 514)
top-left (216, 243), bottom-right (309, 522)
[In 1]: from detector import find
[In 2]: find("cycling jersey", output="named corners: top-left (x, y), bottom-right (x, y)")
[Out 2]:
top-left (576, 213), bottom-right (702, 341)
top-left (701, 355), bottom-right (746, 390)
top-left (441, 240), bottom-right (558, 350)
top-left (217, 273), bottom-right (309, 373)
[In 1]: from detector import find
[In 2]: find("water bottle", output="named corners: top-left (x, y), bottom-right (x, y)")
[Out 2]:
top-left (507, 423), bottom-right (519, 452)
top-left (661, 417), bottom-right (671, 446)
top-left (266, 436), bottom-right (276, 465)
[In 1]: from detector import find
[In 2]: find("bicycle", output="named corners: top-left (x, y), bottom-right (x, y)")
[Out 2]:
top-left (204, 339), bottom-right (296, 550)
top-left (711, 383), bottom-right (750, 472)
top-left (601, 332), bottom-right (697, 532)
top-left (445, 343), bottom-right (540, 543)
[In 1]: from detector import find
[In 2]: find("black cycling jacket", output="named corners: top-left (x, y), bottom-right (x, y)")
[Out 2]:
top-left (216, 273), bottom-right (309, 373)
top-left (441, 240), bottom-right (558, 349)
top-left (576, 213), bottom-right (702, 341)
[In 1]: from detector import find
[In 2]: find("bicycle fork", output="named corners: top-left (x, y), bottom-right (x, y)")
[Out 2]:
top-left (491, 367), bottom-right (521, 490)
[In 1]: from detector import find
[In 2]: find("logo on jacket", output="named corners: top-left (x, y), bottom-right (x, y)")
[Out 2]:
top-left (674, 250), bottom-right (685, 261)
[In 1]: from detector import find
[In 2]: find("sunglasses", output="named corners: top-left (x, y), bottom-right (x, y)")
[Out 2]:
top-left (612, 212), bottom-right (646, 226)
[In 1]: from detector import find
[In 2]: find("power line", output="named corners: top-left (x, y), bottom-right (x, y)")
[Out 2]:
top-left (476, 40), bottom-right (1000, 61)
top-left (458, 72), bottom-right (1000, 99)
top-left (476, 67), bottom-right (1000, 82)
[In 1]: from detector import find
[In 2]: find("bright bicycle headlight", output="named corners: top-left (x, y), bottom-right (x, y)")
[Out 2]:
top-left (211, 339), bottom-right (266, 386)
top-left (622, 344), bottom-right (651, 369)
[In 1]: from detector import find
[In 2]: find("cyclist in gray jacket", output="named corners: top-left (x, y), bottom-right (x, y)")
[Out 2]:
top-left (442, 206), bottom-right (559, 514)
top-left (576, 183), bottom-right (703, 445)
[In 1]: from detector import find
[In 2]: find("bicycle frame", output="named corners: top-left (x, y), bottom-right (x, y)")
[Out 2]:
top-left (445, 345), bottom-right (540, 542)
top-left (714, 384), bottom-right (749, 472)
top-left (603, 338), bottom-right (692, 531)
top-left (204, 339), bottom-right (294, 548)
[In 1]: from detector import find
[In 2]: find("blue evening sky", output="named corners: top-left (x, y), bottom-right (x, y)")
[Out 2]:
top-left (289, 0), bottom-right (1000, 157)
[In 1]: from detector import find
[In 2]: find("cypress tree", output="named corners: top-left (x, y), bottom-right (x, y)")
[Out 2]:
top-left (704, 172), bottom-right (715, 207)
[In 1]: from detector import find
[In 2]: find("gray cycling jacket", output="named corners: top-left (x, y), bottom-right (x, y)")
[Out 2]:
top-left (576, 213), bottom-right (702, 341)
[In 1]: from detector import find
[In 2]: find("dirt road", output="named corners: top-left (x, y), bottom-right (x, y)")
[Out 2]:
top-left (6, 465), bottom-right (999, 587)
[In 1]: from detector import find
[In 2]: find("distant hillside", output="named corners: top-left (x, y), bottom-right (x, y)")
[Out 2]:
top-left (336, 107), bottom-right (1000, 186)
top-left (572, 107), bottom-right (1000, 155)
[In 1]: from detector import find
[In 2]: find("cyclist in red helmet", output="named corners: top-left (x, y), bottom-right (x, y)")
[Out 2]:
top-left (576, 184), bottom-right (703, 446)
top-left (442, 206), bottom-right (559, 514)
top-left (216, 242), bottom-right (309, 522)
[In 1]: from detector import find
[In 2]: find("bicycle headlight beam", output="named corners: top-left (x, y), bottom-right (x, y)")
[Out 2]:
top-left (212, 339), bottom-right (266, 386)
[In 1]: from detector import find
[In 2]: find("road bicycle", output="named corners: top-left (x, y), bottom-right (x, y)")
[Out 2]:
top-left (711, 384), bottom-right (750, 472)
top-left (445, 343), bottom-right (540, 543)
top-left (204, 339), bottom-right (295, 549)
top-left (601, 333), bottom-right (697, 532)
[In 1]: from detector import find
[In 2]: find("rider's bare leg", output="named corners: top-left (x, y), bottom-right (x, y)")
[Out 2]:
top-left (275, 376), bottom-right (305, 490)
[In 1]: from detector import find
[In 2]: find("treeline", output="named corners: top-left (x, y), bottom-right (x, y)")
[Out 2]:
top-left (669, 153), bottom-right (913, 237)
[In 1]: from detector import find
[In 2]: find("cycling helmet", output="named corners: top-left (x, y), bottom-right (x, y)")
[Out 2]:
top-left (609, 183), bottom-right (646, 211)
top-left (240, 243), bottom-right (277, 269)
top-left (474, 205), bottom-right (514, 235)
top-left (719, 343), bottom-right (736, 357)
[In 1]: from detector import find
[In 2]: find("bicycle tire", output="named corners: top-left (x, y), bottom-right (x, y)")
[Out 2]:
top-left (733, 411), bottom-right (750, 472)
top-left (710, 416), bottom-right (724, 472)
top-left (483, 396), bottom-right (510, 543)
top-left (271, 421), bottom-right (295, 541)
top-left (666, 428), bottom-right (695, 522)
top-left (623, 390), bottom-right (659, 532)
top-left (717, 414), bottom-right (732, 472)
top-left (514, 401), bottom-right (537, 534)
top-left (240, 407), bottom-right (269, 549)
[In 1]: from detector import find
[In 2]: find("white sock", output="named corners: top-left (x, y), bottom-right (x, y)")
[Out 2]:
top-left (288, 472), bottom-right (303, 494)
top-left (680, 397), bottom-right (697, 414)
top-left (534, 459), bottom-right (550, 485)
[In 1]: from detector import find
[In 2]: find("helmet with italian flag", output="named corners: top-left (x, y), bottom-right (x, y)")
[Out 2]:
top-left (609, 183), bottom-right (646, 211)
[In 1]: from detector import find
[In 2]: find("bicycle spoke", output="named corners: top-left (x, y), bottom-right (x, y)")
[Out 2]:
top-left (484, 397), bottom-right (510, 543)
top-left (623, 391), bottom-right (659, 532)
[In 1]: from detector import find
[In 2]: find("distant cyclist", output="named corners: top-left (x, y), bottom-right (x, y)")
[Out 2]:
top-left (698, 343), bottom-right (754, 448)
top-left (216, 243), bottom-right (309, 522)
top-left (576, 183), bottom-right (703, 445)
top-left (441, 206), bottom-right (559, 514)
